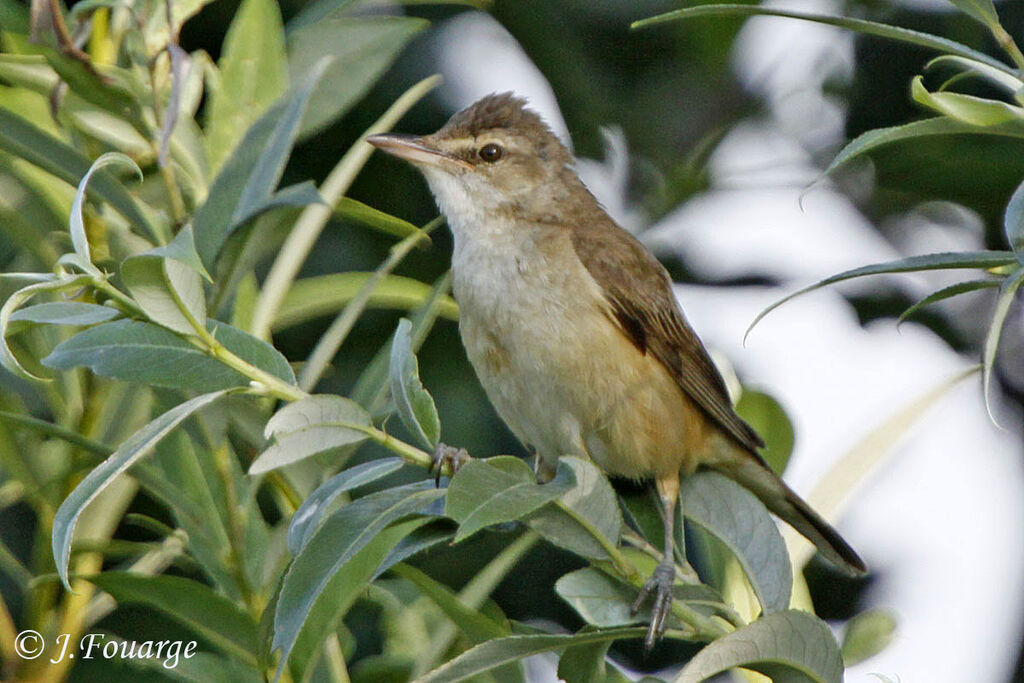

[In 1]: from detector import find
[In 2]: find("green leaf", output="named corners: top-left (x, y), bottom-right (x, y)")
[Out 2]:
top-left (897, 279), bottom-right (1000, 326)
top-left (1, 275), bottom-right (93, 380)
top-left (287, 457), bottom-right (405, 553)
top-left (527, 457), bottom-right (622, 561)
top-left (122, 236), bottom-right (208, 336)
top-left (231, 180), bottom-right (324, 228)
top-left (133, 651), bottom-right (263, 683)
top-left (415, 627), bottom-right (650, 683)
top-left (681, 471), bottom-right (791, 614)
top-left (945, 0), bottom-right (1000, 29)
top-left (911, 76), bottom-right (1024, 126)
top-left (43, 52), bottom-right (145, 132)
top-left (275, 273), bottom-right (459, 331)
top-left (926, 55), bottom-right (1024, 95)
top-left (445, 457), bottom-right (571, 542)
top-left (335, 197), bottom-right (430, 243)
top-left (52, 390), bottom-right (228, 589)
top-left (632, 4), bottom-right (1015, 73)
top-left (0, 54), bottom-right (58, 96)
top-left (286, 13), bottom-right (428, 137)
top-left (841, 608), bottom-right (897, 666)
top-left (86, 572), bottom-right (258, 664)
top-left (43, 319), bottom-right (294, 391)
top-left (558, 637), bottom-right (632, 683)
top-left (192, 60), bottom-right (328, 268)
top-left (735, 390), bottom-right (795, 476)
top-left (9, 302), bottom-right (120, 326)
top-left (392, 563), bottom-right (510, 643)
top-left (205, 0), bottom-right (289, 174)
top-left (389, 318), bottom-right (441, 450)
top-left (673, 610), bottom-right (843, 683)
top-left (272, 482), bottom-right (445, 680)
top-left (982, 267), bottom-right (1024, 424)
top-left (747, 251), bottom-right (1020, 340)
top-left (825, 117), bottom-right (1024, 177)
top-left (0, 108), bottom-right (154, 238)
top-left (372, 521), bottom-right (455, 581)
top-left (1005, 177), bottom-right (1024, 261)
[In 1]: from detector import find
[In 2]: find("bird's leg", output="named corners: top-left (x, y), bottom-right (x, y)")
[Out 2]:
top-left (631, 472), bottom-right (680, 651)
top-left (430, 443), bottom-right (471, 486)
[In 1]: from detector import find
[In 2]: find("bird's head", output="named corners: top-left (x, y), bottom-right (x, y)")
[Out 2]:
top-left (368, 93), bottom-right (589, 224)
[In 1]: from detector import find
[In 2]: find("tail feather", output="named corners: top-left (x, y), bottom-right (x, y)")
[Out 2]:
top-left (713, 454), bottom-right (867, 576)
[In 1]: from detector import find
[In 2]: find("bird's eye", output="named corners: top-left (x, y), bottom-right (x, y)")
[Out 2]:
top-left (478, 143), bottom-right (504, 163)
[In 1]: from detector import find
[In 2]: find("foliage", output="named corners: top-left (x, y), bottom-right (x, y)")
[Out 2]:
top-left (1, 0), bottom-right (1012, 681)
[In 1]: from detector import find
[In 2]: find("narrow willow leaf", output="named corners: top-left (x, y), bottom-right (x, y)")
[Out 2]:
top-left (192, 60), bottom-right (328, 267)
top-left (527, 457), bottom-right (622, 561)
top-left (287, 457), bottom-right (404, 554)
top-left (746, 251), bottom-right (1019, 340)
top-left (0, 108), bottom-right (154, 237)
top-left (897, 279), bottom-right (1000, 326)
top-left (926, 55), bottom-right (1024, 95)
top-left (372, 522), bottom-right (455, 581)
top-left (275, 272), bottom-right (459, 331)
top-left (1005, 177), bottom-right (1024, 260)
top-left (681, 471), bottom-right (792, 614)
top-left (286, 13), bottom-right (428, 137)
top-left (272, 483), bottom-right (445, 680)
top-left (415, 627), bottom-right (650, 683)
top-left (982, 268), bottom-right (1024, 425)
top-left (9, 302), bottom-right (119, 326)
top-left (392, 563), bottom-right (510, 643)
top-left (159, 45), bottom-right (189, 167)
top-left (251, 394), bottom-right (373, 473)
top-left (841, 608), bottom-right (897, 666)
top-left (52, 390), bottom-right (228, 589)
top-left (389, 318), bottom-right (441, 449)
top-left (87, 572), bottom-right (259, 664)
top-left (264, 394), bottom-right (371, 439)
top-left (446, 457), bottom-right (571, 542)
top-left (632, 4), bottom-right (1014, 73)
top-left (44, 319), bottom-right (293, 391)
top-left (0, 54), bottom-right (58, 93)
top-left (335, 197), bottom-right (430, 243)
top-left (205, 0), bottom-right (289, 173)
top-left (673, 610), bottom-right (843, 683)
top-left (122, 256), bottom-right (206, 336)
top-left (249, 427), bottom-right (370, 474)
top-left (911, 76), bottom-right (1024, 126)
top-left (71, 152), bottom-right (142, 268)
top-left (945, 0), bottom-right (1000, 29)
top-left (230, 180), bottom-right (323, 228)
top-left (1, 275), bottom-right (92, 380)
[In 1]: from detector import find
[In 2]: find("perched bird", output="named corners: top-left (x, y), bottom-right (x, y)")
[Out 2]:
top-left (368, 93), bottom-right (866, 648)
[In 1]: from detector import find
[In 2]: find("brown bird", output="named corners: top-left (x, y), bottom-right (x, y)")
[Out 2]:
top-left (368, 93), bottom-right (866, 648)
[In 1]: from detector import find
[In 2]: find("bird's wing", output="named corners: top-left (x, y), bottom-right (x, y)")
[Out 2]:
top-left (571, 221), bottom-right (765, 453)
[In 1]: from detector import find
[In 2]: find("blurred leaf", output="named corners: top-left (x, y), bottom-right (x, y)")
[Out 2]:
top-left (275, 272), bottom-right (459, 331)
top-left (0, 53), bottom-right (58, 92)
top-left (158, 44), bottom-right (189, 167)
top-left (446, 457), bottom-right (571, 542)
top-left (87, 572), bottom-right (259, 664)
top-left (389, 318), bottom-right (441, 450)
top-left (251, 394), bottom-right (372, 473)
top-left (1005, 177), bottom-right (1024, 260)
top-left (1, 274), bottom-right (92, 380)
top-left (136, 651), bottom-right (263, 683)
top-left (982, 267), bottom-right (1024, 424)
top-left (205, 0), bottom-right (289, 173)
top-left (335, 197), bottom-right (430, 243)
top-left (558, 638), bottom-right (631, 683)
top-left (44, 52), bottom-right (145, 131)
top-left (52, 390), bottom-right (228, 589)
top-left (926, 55), bottom-right (1024, 95)
top-left (192, 60), bottom-right (328, 268)
top-left (944, 0), bottom-right (999, 29)
top-left (392, 563), bottom-right (510, 642)
top-left (230, 179), bottom-right (324, 227)
top-left (735, 390), bottom-right (794, 476)
top-left (681, 471), bottom-right (792, 615)
top-left (0, 107), bottom-right (154, 238)
top-left (747, 251), bottom-right (1020, 340)
top-left (287, 457), bottom-right (404, 553)
top-left (897, 279), bottom-right (999, 326)
top-left (286, 12), bottom-right (428, 137)
top-left (841, 608), bottom-right (897, 666)
top-left (70, 153), bottom-right (140, 264)
top-left (632, 4), bottom-right (1014, 73)
top-left (0, 0), bottom-right (29, 33)
top-left (273, 482), bottom-right (445, 680)
top-left (911, 76), bottom-right (1024, 126)
top-left (9, 301), bottom-right (119, 326)
top-left (415, 627), bottom-right (649, 683)
top-left (44, 319), bottom-right (293, 391)
top-left (527, 457), bottom-right (622, 561)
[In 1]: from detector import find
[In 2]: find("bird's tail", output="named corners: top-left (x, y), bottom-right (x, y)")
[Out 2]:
top-left (711, 451), bottom-right (867, 576)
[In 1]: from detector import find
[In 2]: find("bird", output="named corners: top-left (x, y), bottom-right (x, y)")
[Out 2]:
top-left (367, 93), bottom-right (866, 649)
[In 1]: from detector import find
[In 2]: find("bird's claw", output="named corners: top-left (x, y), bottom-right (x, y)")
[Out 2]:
top-left (431, 443), bottom-right (471, 486)
top-left (631, 560), bottom-right (675, 651)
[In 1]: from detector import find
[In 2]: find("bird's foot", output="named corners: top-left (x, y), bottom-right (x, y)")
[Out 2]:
top-left (631, 559), bottom-right (675, 651)
top-left (430, 443), bottom-right (471, 486)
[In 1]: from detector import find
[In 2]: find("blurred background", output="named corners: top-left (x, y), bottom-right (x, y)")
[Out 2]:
top-left (3, 0), bottom-right (1024, 680)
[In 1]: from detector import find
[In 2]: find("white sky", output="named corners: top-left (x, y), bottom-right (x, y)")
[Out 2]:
top-left (427, 9), bottom-right (1024, 682)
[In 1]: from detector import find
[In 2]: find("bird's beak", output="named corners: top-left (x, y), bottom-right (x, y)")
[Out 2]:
top-left (366, 134), bottom-right (473, 172)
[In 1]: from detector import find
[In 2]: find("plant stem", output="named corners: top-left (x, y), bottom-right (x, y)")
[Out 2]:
top-left (992, 24), bottom-right (1024, 74)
